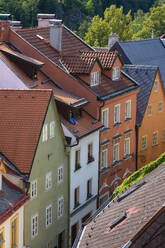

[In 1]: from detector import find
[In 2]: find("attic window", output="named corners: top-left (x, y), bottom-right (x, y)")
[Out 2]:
top-left (112, 67), bottom-right (120, 81)
top-left (110, 212), bottom-right (127, 230)
top-left (91, 71), bottom-right (99, 86)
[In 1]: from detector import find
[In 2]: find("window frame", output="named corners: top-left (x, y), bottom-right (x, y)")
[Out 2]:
top-left (158, 102), bottom-right (163, 112)
top-left (91, 71), bottom-right (99, 86)
top-left (87, 178), bottom-right (92, 199)
top-left (45, 172), bottom-right (52, 191)
top-left (31, 213), bottom-right (38, 239)
top-left (125, 100), bottom-right (131, 119)
top-left (141, 136), bottom-right (147, 151)
top-left (102, 108), bottom-right (109, 128)
top-left (148, 105), bottom-right (152, 116)
top-left (112, 67), bottom-right (120, 80)
top-left (101, 149), bottom-right (108, 169)
top-left (124, 137), bottom-right (130, 157)
top-left (154, 80), bottom-right (158, 91)
top-left (58, 166), bottom-right (63, 183)
top-left (74, 186), bottom-right (80, 208)
top-left (49, 121), bottom-right (55, 139)
top-left (42, 123), bottom-right (48, 142)
top-left (113, 143), bottom-right (119, 163)
top-left (46, 204), bottom-right (52, 228)
top-left (114, 104), bottom-right (120, 124)
top-left (31, 179), bottom-right (37, 199)
top-left (75, 149), bottom-right (81, 171)
top-left (153, 132), bottom-right (158, 146)
top-left (58, 196), bottom-right (64, 218)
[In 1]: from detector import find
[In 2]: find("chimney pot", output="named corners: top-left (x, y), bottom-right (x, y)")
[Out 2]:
top-left (37, 13), bottom-right (55, 27)
top-left (108, 33), bottom-right (119, 50)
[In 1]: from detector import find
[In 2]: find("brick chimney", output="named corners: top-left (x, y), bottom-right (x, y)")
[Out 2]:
top-left (49, 19), bottom-right (63, 52)
top-left (0, 14), bottom-right (11, 42)
top-left (37, 13), bottom-right (55, 27)
top-left (108, 33), bottom-right (119, 50)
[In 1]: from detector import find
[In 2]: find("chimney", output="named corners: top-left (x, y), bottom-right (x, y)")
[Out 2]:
top-left (108, 33), bottom-right (119, 50)
top-left (0, 14), bottom-right (11, 42)
top-left (49, 19), bottom-right (63, 52)
top-left (37, 13), bottom-right (55, 27)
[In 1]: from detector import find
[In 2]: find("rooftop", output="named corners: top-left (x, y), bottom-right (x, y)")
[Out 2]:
top-left (77, 162), bottom-right (165, 248)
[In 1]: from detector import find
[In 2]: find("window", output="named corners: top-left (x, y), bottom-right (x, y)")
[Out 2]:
top-left (88, 143), bottom-right (94, 163)
top-left (0, 229), bottom-right (4, 248)
top-left (102, 108), bottom-right (109, 128)
top-left (50, 121), bottom-right (55, 139)
top-left (58, 166), bottom-right (63, 183)
top-left (46, 205), bottom-right (52, 228)
top-left (114, 104), bottom-right (120, 124)
top-left (153, 132), bottom-right (158, 146)
top-left (31, 179), bottom-right (37, 199)
top-left (113, 143), bottom-right (119, 163)
top-left (31, 214), bottom-right (38, 238)
top-left (112, 67), bottom-right (120, 80)
top-left (82, 212), bottom-right (92, 224)
top-left (154, 80), bottom-right (158, 91)
top-left (101, 149), bottom-right (108, 169)
top-left (99, 192), bottom-right (109, 206)
top-left (91, 71), bottom-right (99, 86)
top-left (58, 196), bottom-right (64, 218)
top-left (141, 136), bottom-right (147, 150)
top-left (163, 129), bottom-right (165, 142)
top-left (125, 100), bottom-right (131, 119)
top-left (87, 178), bottom-right (92, 199)
top-left (74, 187), bottom-right (80, 208)
top-left (11, 216), bottom-right (18, 248)
top-left (75, 149), bottom-right (81, 171)
top-left (158, 102), bottom-right (162, 112)
top-left (42, 124), bottom-right (48, 142)
top-left (124, 138), bottom-right (130, 156)
top-left (148, 105), bottom-right (152, 116)
top-left (45, 172), bottom-right (52, 190)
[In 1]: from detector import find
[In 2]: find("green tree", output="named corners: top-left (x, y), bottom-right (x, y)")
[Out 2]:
top-left (133, 5), bottom-right (165, 39)
top-left (85, 5), bottom-right (133, 47)
top-left (75, 19), bottom-right (91, 39)
top-left (130, 9), bottom-right (149, 36)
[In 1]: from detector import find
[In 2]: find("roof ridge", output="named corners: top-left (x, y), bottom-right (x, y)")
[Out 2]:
top-left (123, 64), bottom-right (158, 69)
top-left (120, 37), bottom-right (160, 44)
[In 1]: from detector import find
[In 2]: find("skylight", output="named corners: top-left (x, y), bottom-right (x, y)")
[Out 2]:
top-left (36, 34), bottom-right (44, 40)
top-left (110, 212), bottom-right (127, 230)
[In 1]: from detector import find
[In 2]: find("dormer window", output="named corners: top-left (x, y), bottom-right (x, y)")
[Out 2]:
top-left (91, 71), bottom-right (99, 86)
top-left (112, 67), bottom-right (120, 80)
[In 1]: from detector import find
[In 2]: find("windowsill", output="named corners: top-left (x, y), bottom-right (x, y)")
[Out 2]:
top-left (101, 127), bottom-right (110, 133)
top-left (91, 83), bottom-right (99, 87)
top-left (86, 193), bottom-right (93, 200)
top-left (125, 118), bottom-right (132, 122)
top-left (74, 164), bottom-right (81, 172)
top-left (100, 167), bottom-right (110, 174)
top-left (123, 154), bottom-right (132, 160)
top-left (87, 157), bottom-right (95, 164)
top-left (112, 77), bottom-right (120, 81)
top-left (114, 122), bottom-right (121, 127)
top-left (74, 202), bottom-right (80, 209)
top-left (152, 144), bottom-right (158, 147)
top-left (141, 148), bottom-right (147, 152)
top-left (112, 160), bottom-right (121, 167)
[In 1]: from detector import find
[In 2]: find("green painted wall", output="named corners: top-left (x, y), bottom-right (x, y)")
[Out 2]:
top-left (24, 96), bottom-right (69, 248)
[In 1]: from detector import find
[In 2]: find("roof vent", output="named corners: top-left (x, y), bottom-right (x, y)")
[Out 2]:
top-left (110, 212), bottom-right (127, 230)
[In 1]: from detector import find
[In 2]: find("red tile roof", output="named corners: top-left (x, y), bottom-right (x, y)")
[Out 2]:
top-left (0, 89), bottom-right (52, 174)
top-left (78, 162), bottom-right (165, 248)
top-left (60, 111), bottom-right (103, 138)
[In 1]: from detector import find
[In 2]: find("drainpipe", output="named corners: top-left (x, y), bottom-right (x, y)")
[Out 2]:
top-left (135, 125), bottom-right (138, 171)
top-left (97, 101), bottom-right (105, 209)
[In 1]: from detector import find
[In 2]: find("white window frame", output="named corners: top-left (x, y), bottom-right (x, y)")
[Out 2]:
top-left (58, 166), bottom-right (63, 183)
top-left (46, 204), bottom-right (52, 228)
top-left (158, 102), bottom-right (162, 112)
top-left (113, 143), bottom-right (119, 162)
top-left (142, 136), bottom-right (147, 151)
top-left (45, 172), bottom-right (52, 191)
top-left (153, 132), bottom-right (158, 146)
top-left (125, 100), bottom-right (131, 119)
top-left (154, 80), bottom-right (158, 91)
top-left (49, 121), bottom-right (55, 139)
top-left (112, 67), bottom-right (120, 80)
top-left (91, 71), bottom-right (99, 86)
top-left (114, 104), bottom-right (120, 124)
top-left (58, 196), bottom-right (64, 218)
top-left (101, 149), bottom-right (108, 169)
top-left (31, 213), bottom-right (38, 239)
top-left (42, 123), bottom-right (48, 142)
top-left (102, 108), bottom-right (109, 128)
top-left (124, 137), bottom-right (130, 156)
top-left (31, 179), bottom-right (37, 199)
top-left (148, 105), bottom-right (152, 116)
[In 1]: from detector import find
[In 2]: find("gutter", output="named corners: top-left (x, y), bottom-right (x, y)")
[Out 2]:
top-left (97, 85), bottom-right (139, 101)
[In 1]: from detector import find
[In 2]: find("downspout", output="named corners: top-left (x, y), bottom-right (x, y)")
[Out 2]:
top-left (97, 101), bottom-right (105, 209)
top-left (135, 125), bottom-right (138, 171)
